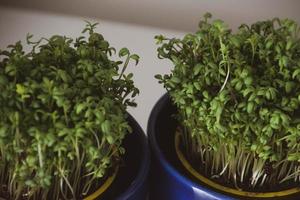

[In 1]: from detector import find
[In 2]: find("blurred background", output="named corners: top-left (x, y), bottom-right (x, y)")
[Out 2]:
top-left (1, 0), bottom-right (300, 131)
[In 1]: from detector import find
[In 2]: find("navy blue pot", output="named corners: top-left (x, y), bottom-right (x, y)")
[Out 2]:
top-left (147, 94), bottom-right (300, 200)
top-left (147, 94), bottom-right (236, 200)
top-left (100, 113), bottom-right (150, 200)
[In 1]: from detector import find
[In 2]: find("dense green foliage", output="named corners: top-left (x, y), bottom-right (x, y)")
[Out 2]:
top-left (156, 13), bottom-right (300, 189)
top-left (0, 22), bottom-right (139, 199)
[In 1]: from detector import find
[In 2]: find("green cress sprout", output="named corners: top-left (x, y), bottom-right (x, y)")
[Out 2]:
top-left (155, 13), bottom-right (300, 189)
top-left (0, 22), bottom-right (139, 199)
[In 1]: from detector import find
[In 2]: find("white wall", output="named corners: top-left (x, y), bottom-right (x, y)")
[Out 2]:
top-left (1, 0), bottom-right (300, 31)
top-left (0, 6), bottom-right (184, 131)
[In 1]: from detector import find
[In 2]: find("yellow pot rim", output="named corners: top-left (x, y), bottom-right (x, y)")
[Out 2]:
top-left (84, 166), bottom-right (119, 200)
top-left (175, 131), bottom-right (300, 198)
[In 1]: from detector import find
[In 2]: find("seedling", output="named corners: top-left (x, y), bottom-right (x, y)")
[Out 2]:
top-left (156, 13), bottom-right (300, 190)
top-left (0, 22), bottom-right (139, 199)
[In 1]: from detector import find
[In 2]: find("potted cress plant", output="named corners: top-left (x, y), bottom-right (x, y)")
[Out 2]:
top-left (0, 22), bottom-right (149, 200)
top-left (148, 13), bottom-right (300, 199)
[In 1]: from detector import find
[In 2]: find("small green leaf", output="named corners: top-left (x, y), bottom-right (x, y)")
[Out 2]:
top-left (235, 81), bottom-right (243, 91)
top-left (194, 64), bottom-right (202, 75)
top-left (247, 102), bottom-right (254, 113)
top-left (286, 40), bottom-right (293, 50)
top-left (292, 69), bottom-right (300, 79)
top-left (0, 127), bottom-right (8, 137)
top-left (101, 120), bottom-right (111, 134)
top-left (251, 144), bottom-right (257, 151)
top-left (186, 107), bottom-right (192, 115)
top-left (76, 103), bottom-right (86, 114)
top-left (16, 84), bottom-right (26, 95)
top-left (106, 135), bottom-right (114, 144)
top-left (285, 81), bottom-right (294, 93)
top-left (154, 74), bottom-right (162, 80)
top-left (119, 48), bottom-right (129, 57)
top-left (171, 76), bottom-right (181, 83)
top-left (130, 54), bottom-right (140, 65)
top-left (244, 77), bottom-right (253, 86)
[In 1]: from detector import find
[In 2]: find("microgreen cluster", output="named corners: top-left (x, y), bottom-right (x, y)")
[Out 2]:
top-left (0, 22), bottom-right (139, 199)
top-left (156, 13), bottom-right (300, 189)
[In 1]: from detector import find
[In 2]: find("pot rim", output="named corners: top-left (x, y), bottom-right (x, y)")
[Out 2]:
top-left (85, 112), bottom-right (150, 200)
top-left (175, 131), bottom-right (300, 198)
top-left (84, 166), bottom-right (119, 200)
